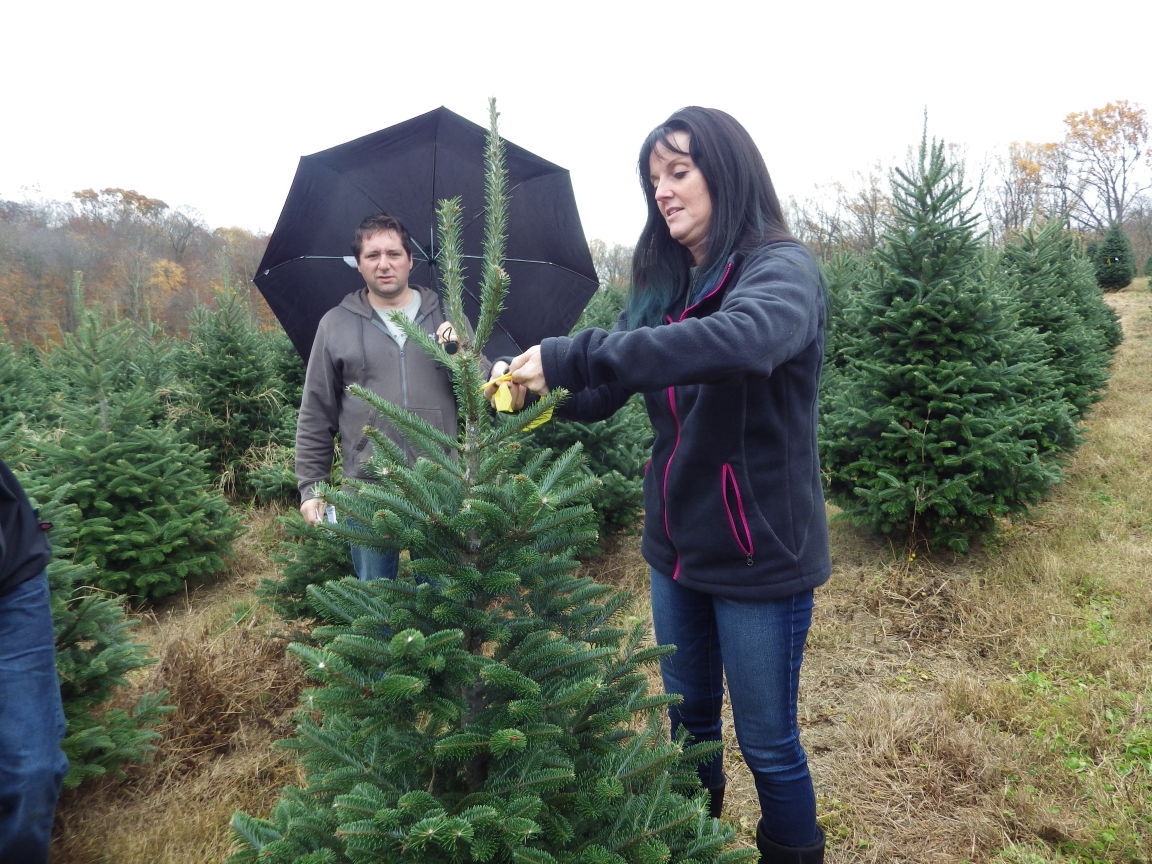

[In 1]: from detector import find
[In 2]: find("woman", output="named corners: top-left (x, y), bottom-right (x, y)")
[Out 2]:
top-left (502, 106), bottom-right (829, 863)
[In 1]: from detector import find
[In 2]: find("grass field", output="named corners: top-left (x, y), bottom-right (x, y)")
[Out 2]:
top-left (50, 281), bottom-right (1152, 864)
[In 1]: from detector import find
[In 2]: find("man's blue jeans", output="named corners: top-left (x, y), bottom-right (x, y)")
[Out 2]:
top-left (0, 571), bottom-right (69, 864)
top-left (649, 570), bottom-right (817, 847)
top-left (339, 513), bottom-right (401, 582)
top-left (349, 543), bottom-right (400, 582)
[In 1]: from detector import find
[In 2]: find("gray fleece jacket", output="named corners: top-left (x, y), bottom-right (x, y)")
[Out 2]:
top-left (295, 286), bottom-right (460, 502)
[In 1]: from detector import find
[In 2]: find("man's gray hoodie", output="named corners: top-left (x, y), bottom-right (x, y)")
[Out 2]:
top-left (295, 286), bottom-right (461, 502)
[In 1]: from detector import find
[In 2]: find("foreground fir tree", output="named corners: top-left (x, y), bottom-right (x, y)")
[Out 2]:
top-left (820, 135), bottom-right (1076, 552)
top-left (231, 102), bottom-right (750, 864)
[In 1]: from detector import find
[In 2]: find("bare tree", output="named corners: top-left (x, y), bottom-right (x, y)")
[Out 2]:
top-left (1057, 101), bottom-right (1151, 231)
top-left (162, 208), bottom-right (207, 262)
top-left (787, 164), bottom-right (891, 257)
top-left (587, 239), bottom-right (632, 289)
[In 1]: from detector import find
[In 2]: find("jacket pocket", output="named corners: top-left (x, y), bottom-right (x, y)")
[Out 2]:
top-left (721, 463), bottom-right (755, 565)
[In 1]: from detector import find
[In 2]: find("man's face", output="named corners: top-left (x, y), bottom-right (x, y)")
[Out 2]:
top-left (357, 229), bottom-right (414, 308)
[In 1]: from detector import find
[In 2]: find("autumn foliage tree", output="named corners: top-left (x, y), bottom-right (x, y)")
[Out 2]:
top-left (0, 190), bottom-right (269, 345)
top-left (1059, 101), bottom-right (1151, 231)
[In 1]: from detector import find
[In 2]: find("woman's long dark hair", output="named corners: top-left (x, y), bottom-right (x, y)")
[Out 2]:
top-left (627, 107), bottom-right (796, 328)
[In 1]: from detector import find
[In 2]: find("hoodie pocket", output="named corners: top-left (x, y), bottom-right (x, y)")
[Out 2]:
top-left (721, 463), bottom-right (754, 566)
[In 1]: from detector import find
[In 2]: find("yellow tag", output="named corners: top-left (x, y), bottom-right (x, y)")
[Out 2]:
top-left (483, 373), bottom-right (552, 428)
top-left (493, 382), bottom-right (514, 413)
top-left (524, 408), bottom-right (553, 430)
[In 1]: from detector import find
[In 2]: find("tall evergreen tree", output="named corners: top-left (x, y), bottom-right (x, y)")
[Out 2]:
top-left (1092, 223), bottom-right (1135, 291)
top-left (821, 135), bottom-right (1075, 552)
top-left (231, 101), bottom-right (751, 864)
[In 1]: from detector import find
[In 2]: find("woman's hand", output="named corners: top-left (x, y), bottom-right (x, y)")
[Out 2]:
top-left (509, 345), bottom-right (550, 395)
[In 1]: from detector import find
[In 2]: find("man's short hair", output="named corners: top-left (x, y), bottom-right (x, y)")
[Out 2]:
top-left (352, 213), bottom-right (414, 259)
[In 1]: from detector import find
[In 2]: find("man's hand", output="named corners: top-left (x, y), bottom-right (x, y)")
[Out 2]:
top-left (436, 321), bottom-right (458, 354)
top-left (484, 360), bottom-right (528, 411)
top-left (300, 498), bottom-right (325, 525)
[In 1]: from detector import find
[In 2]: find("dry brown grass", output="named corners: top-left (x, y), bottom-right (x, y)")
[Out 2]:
top-left (794, 280), bottom-right (1152, 863)
top-left (51, 507), bottom-right (308, 864)
top-left (50, 283), bottom-right (1152, 862)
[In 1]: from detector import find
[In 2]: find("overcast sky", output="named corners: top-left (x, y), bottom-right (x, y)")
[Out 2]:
top-left (4, 0), bottom-right (1148, 247)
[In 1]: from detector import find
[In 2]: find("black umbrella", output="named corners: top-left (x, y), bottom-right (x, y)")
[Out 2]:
top-left (254, 106), bottom-right (599, 361)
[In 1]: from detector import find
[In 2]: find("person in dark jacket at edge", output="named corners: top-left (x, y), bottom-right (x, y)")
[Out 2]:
top-left (494, 107), bottom-right (830, 863)
top-left (0, 457), bottom-right (68, 864)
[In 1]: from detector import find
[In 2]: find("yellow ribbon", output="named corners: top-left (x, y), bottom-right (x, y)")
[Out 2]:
top-left (484, 373), bottom-right (552, 429)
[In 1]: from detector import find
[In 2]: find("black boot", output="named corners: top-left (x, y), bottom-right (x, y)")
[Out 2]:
top-left (706, 782), bottom-right (725, 818)
top-left (755, 820), bottom-right (825, 864)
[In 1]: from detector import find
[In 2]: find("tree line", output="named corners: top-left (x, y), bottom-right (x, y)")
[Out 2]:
top-left (785, 100), bottom-right (1152, 264)
top-left (0, 187), bottom-right (270, 344)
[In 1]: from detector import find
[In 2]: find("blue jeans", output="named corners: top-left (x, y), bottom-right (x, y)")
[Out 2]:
top-left (0, 571), bottom-right (69, 864)
top-left (349, 543), bottom-right (400, 582)
top-left (340, 514), bottom-right (401, 582)
top-left (649, 570), bottom-right (817, 847)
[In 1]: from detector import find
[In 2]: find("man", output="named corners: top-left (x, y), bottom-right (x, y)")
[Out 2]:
top-left (0, 458), bottom-right (68, 864)
top-left (295, 213), bottom-right (475, 580)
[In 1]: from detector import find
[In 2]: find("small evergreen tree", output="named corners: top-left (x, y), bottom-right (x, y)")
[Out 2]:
top-left (0, 429), bottom-right (170, 787)
top-left (821, 134), bottom-right (1075, 552)
top-left (231, 101), bottom-right (751, 864)
top-left (36, 312), bottom-right (243, 602)
top-left (268, 328), bottom-right (306, 410)
top-left (998, 222), bottom-right (1116, 416)
top-left (256, 515), bottom-right (356, 622)
top-left (818, 250), bottom-right (869, 410)
top-left (1055, 232), bottom-right (1123, 352)
top-left (0, 328), bottom-right (48, 423)
top-left (1093, 223), bottom-right (1135, 290)
top-left (178, 285), bottom-right (295, 499)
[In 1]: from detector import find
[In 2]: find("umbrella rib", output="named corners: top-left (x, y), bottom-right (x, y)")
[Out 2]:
top-left (456, 255), bottom-right (598, 283)
top-left (257, 255), bottom-right (351, 277)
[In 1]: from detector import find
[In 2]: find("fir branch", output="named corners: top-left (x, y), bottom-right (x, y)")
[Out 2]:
top-left (475, 98), bottom-right (510, 354)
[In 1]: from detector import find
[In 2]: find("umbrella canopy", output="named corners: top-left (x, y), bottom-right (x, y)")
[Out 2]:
top-left (254, 106), bottom-right (599, 361)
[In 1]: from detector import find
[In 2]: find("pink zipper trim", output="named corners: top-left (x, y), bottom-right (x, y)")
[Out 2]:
top-left (721, 464), bottom-right (755, 560)
top-left (662, 385), bottom-right (683, 579)
top-left (676, 260), bottom-right (734, 322)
